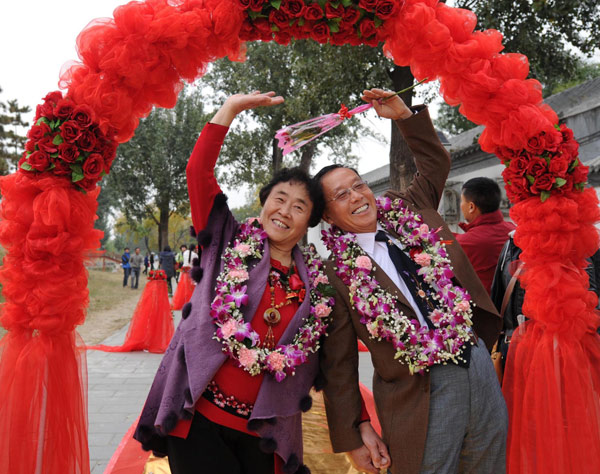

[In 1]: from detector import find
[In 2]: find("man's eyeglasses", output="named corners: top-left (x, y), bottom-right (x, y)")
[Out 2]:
top-left (328, 181), bottom-right (369, 203)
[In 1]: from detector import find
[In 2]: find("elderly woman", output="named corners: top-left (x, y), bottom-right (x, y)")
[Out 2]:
top-left (134, 92), bottom-right (334, 474)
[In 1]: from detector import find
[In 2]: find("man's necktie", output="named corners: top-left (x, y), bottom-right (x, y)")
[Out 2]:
top-left (375, 230), bottom-right (471, 367)
top-left (375, 230), bottom-right (436, 329)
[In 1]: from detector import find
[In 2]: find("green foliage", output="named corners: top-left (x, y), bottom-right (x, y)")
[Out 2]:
top-left (0, 87), bottom-right (30, 175)
top-left (435, 102), bottom-right (478, 137)
top-left (202, 40), bottom-right (394, 190)
top-left (103, 86), bottom-right (210, 248)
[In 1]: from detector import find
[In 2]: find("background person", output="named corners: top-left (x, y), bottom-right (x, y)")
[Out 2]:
top-left (121, 247), bottom-right (131, 287)
top-left (456, 177), bottom-right (516, 294)
top-left (159, 246), bottom-right (176, 295)
top-left (130, 247), bottom-right (144, 289)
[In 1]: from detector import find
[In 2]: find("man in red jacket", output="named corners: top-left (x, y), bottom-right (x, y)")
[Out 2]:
top-left (456, 177), bottom-right (516, 294)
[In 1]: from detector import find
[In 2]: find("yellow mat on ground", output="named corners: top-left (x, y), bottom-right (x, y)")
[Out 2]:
top-left (143, 390), bottom-right (359, 473)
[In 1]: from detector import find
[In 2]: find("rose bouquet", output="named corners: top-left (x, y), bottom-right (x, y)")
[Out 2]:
top-left (498, 123), bottom-right (587, 203)
top-left (237, 0), bottom-right (400, 46)
top-left (149, 269), bottom-right (168, 281)
top-left (19, 91), bottom-right (118, 192)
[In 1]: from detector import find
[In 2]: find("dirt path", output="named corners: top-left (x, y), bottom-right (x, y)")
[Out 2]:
top-left (78, 275), bottom-right (149, 345)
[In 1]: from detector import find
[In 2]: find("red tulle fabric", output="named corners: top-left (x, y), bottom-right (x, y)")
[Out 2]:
top-left (171, 270), bottom-right (195, 311)
top-left (0, 173), bottom-right (101, 473)
top-left (88, 280), bottom-right (174, 353)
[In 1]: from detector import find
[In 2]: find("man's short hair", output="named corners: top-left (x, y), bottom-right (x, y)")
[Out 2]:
top-left (461, 177), bottom-right (501, 214)
top-left (312, 164), bottom-right (361, 198)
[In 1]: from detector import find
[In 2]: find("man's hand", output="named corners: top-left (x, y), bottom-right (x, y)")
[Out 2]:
top-left (359, 421), bottom-right (391, 471)
top-left (361, 88), bottom-right (412, 121)
top-left (347, 444), bottom-right (380, 474)
top-left (211, 91), bottom-right (284, 127)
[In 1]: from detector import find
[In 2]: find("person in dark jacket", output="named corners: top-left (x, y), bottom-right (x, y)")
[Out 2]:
top-left (490, 232), bottom-right (600, 367)
top-left (121, 247), bottom-right (131, 287)
top-left (159, 246), bottom-right (176, 295)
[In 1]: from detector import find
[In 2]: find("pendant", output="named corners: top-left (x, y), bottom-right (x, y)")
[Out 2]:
top-left (263, 307), bottom-right (281, 325)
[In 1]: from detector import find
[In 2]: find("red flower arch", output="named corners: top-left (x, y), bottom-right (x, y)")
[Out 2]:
top-left (1, 0), bottom-right (599, 472)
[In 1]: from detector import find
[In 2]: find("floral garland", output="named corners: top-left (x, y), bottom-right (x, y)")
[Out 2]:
top-left (497, 123), bottom-right (588, 203)
top-left (238, 0), bottom-right (400, 46)
top-left (322, 196), bottom-right (474, 375)
top-left (18, 91), bottom-right (118, 192)
top-left (148, 269), bottom-right (167, 281)
top-left (211, 219), bottom-right (335, 382)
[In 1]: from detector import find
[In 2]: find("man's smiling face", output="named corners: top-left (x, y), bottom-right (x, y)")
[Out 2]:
top-left (321, 167), bottom-right (377, 234)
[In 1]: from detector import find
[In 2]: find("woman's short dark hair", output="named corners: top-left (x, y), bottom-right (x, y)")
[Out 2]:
top-left (259, 167), bottom-right (324, 227)
top-left (461, 177), bottom-right (501, 214)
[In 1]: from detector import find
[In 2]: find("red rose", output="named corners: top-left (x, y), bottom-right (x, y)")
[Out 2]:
top-left (27, 122), bottom-right (51, 141)
top-left (28, 150), bottom-right (51, 172)
top-left (37, 136), bottom-right (58, 154)
top-left (25, 140), bottom-right (35, 152)
top-left (274, 30), bottom-right (292, 45)
top-left (359, 18), bottom-right (376, 39)
top-left (43, 91), bottom-right (63, 105)
top-left (281, 0), bottom-right (305, 18)
top-left (253, 18), bottom-right (273, 41)
top-left (526, 156), bottom-right (547, 178)
top-left (375, 0), bottom-right (397, 19)
top-left (559, 123), bottom-right (574, 142)
top-left (331, 25), bottom-right (355, 46)
top-left (52, 160), bottom-right (73, 177)
top-left (82, 153), bottom-right (104, 180)
top-left (363, 35), bottom-right (379, 47)
top-left (325, 2), bottom-right (344, 19)
top-left (77, 129), bottom-right (97, 152)
top-left (526, 134), bottom-right (546, 155)
top-left (560, 174), bottom-right (574, 193)
top-left (77, 177), bottom-right (98, 192)
top-left (72, 105), bottom-right (95, 129)
top-left (58, 143), bottom-right (80, 163)
top-left (342, 7), bottom-right (361, 25)
top-left (505, 176), bottom-right (529, 202)
top-left (571, 164), bottom-right (589, 184)
top-left (531, 173), bottom-right (555, 193)
top-left (101, 141), bottom-right (118, 171)
top-left (304, 3), bottom-right (323, 20)
top-left (510, 154), bottom-right (529, 174)
top-left (269, 8), bottom-right (290, 29)
top-left (54, 99), bottom-right (74, 120)
top-left (359, 0), bottom-right (378, 11)
top-left (312, 21), bottom-right (330, 43)
top-left (249, 0), bottom-right (265, 12)
top-left (239, 19), bottom-right (259, 40)
top-left (238, 0), bottom-right (251, 9)
top-left (36, 102), bottom-right (55, 121)
top-left (548, 156), bottom-right (569, 177)
top-left (18, 152), bottom-right (27, 168)
top-left (61, 120), bottom-right (82, 143)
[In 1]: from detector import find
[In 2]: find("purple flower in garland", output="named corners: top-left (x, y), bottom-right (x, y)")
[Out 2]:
top-left (225, 285), bottom-right (249, 308)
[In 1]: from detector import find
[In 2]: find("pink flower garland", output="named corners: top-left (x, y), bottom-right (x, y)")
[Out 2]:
top-left (322, 196), bottom-right (474, 375)
top-left (211, 219), bottom-right (335, 382)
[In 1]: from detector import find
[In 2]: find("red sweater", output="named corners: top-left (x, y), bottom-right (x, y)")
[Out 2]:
top-left (455, 210), bottom-right (516, 294)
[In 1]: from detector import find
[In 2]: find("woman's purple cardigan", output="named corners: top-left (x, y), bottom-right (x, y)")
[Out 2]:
top-left (134, 194), bottom-right (320, 474)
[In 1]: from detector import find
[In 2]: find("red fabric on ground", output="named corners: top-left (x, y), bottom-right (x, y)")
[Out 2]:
top-left (88, 280), bottom-right (174, 353)
top-left (171, 270), bottom-right (195, 310)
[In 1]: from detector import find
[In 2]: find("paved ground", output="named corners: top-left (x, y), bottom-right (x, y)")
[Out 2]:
top-left (87, 311), bottom-right (375, 473)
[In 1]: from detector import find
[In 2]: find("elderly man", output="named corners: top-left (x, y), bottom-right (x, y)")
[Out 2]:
top-left (314, 89), bottom-right (507, 474)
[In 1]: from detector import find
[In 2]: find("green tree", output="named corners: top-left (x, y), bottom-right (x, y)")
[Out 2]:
top-left (0, 87), bottom-right (30, 175)
top-left (203, 40), bottom-right (394, 189)
top-left (436, 0), bottom-right (600, 136)
top-left (104, 87), bottom-right (209, 250)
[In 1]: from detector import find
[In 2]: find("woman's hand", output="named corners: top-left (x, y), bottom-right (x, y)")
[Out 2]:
top-left (210, 91), bottom-right (284, 127)
top-left (361, 88), bottom-right (412, 121)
